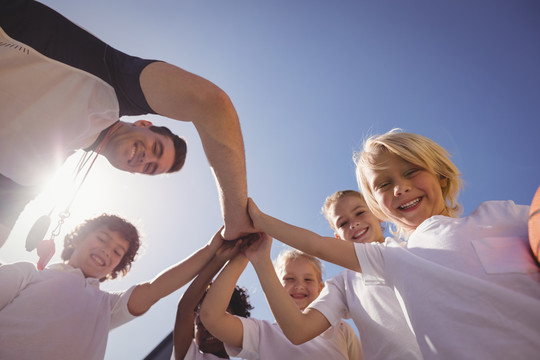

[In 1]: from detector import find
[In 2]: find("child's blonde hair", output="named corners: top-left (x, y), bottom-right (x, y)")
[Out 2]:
top-left (274, 249), bottom-right (324, 284)
top-left (321, 190), bottom-right (366, 231)
top-left (354, 129), bottom-right (462, 234)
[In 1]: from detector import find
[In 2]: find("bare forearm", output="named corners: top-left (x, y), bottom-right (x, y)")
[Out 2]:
top-left (199, 256), bottom-right (248, 347)
top-left (194, 116), bottom-right (250, 241)
top-left (174, 256), bottom-right (227, 359)
top-left (252, 210), bottom-right (359, 271)
top-left (256, 214), bottom-right (322, 255)
top-left (252, 258), bottom-right (325, 344)
top-left (178, 255), bottom-right (227, 314)
top-left (129, 243), bottom-right (216, 315)
top-left (140, 62), bottom-right (251, 240)
top-left (201, 255), bottom-right (246, 320)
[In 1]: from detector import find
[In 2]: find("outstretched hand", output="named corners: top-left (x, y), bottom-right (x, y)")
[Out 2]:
top-left (208, 226), bottom-right (226, 253)
top-left (209, 226), bottom-right (250, 263)
top-left (247, 197), bottom-right (264, 230)
top-left (215, 238), bottom-right (243, 263)
top-left (243, 233), bottom-right (272, 266)
top-left (222, 209), bottom-right (257, 241)
top-left (220, 197), bottom-right (266, 242)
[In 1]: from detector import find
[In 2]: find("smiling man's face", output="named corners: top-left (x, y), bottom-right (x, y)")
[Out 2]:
top-left (101, 120), bottom-right (175, 175)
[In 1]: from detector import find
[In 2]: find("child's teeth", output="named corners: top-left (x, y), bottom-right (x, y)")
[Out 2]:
top-left (400, 198), bottom-right (420, 209)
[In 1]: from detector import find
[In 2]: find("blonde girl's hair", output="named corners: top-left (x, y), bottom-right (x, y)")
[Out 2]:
top-left (321, 190), bottom-right (365, 231)
top-left (354, 129), bottom-right (462, 233)
top-left (274, 249), bottom-right (324, 284)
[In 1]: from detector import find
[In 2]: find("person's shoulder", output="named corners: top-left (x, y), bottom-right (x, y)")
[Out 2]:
top-left (0, 261), bottom-right (39, 285)
top-left (0, 260), bottom-right (37, 272)
top-left (351, 239), bottom-right (391, 251)
top-left (469, 200), bottom-right (528, 221)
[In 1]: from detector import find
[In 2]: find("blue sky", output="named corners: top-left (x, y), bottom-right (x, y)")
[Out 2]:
top-left (1, 1), bottom-right (539, 359)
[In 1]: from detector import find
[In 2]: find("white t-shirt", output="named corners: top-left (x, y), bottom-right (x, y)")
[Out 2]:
top-left (0, 262), bottom-right (136, 360)
top-left (355, 201), bottom-right (540, 359)
top-left (309, 267), bottom-right (422, 360)
top-left (225, 317), bottom-right (363, 360)
top-left (172, 340), bottom-right (237, 360)
top-left (0, 26), bottom-right (118, 186)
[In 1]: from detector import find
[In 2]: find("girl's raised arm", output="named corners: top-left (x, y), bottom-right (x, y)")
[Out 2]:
top-left (127, 228), bottom-right (224, 316)
top-left (248, 199), bottom-right (361, 272)
top-left (246, 234), bottom-right (332, 344)
top-left (199, 253), bottom-right (247, 348)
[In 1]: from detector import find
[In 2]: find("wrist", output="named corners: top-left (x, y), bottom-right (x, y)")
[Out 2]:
top-left (252, 256), bottom-right (272, 272)
top-left (231, 253), bottom-right (249, 266)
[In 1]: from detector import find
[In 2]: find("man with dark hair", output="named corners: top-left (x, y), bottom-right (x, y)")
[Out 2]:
top-left (0, 0), bottom-right (252, 247)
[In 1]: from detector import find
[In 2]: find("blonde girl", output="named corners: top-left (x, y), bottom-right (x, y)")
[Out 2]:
top-left (199, 240), bottom-right (362, 360)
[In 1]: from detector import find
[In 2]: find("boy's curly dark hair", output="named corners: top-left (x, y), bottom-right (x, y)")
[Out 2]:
top-left (228, 285), bottom-right (254, 318)
top-left (61, 214), bottom-right (141, 281)
top-left (196, 284), bottom-right (253, 318)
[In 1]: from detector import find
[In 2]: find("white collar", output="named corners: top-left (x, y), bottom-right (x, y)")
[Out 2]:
top-left (47, 262), bottom-right (101, 288)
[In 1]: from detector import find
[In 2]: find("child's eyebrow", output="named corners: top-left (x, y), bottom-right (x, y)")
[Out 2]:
top-left (98, 230), bottom-right (112, 240)
top-left (369, 176), bottom-right (383, 187)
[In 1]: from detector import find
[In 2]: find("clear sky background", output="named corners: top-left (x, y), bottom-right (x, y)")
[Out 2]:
top-left (1, 0), bottom-right (539, 359)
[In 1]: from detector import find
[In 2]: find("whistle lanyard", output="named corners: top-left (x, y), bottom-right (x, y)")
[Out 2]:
top-left (30, 122), bottom-right (121, 270)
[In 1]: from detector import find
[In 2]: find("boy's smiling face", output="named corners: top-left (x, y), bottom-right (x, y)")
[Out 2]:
top-left (67, 225), bottom-right (129, 279)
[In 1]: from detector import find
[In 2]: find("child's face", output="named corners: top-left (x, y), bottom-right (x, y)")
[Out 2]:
top-left (328, 195), bottom-right (383, 243)
top-left (362, 151), bottom-right (447, 233)
top-left (280, 257), bottom-right (323, 311)
top-left (67, 225), bottom-right (129, 279)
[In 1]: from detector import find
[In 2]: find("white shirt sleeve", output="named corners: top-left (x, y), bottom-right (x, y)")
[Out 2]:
top-left (0, 262), bottom-right (37, 310)
top-left (109, 285), bottom-right (138, 329)
top-left (308, 273), bottom-right (348, 326)
top-left (354, 241), bottom-right (388, 285)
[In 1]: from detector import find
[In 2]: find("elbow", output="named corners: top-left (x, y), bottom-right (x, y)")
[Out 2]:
top-left (198, 304), bottom-right (214, 327)
top-left (281, 321), bottom-right (312, 345)
top-left (288, 333), bottom-right (309, 345)
top-left (205, 87), bottom-right (238, 123)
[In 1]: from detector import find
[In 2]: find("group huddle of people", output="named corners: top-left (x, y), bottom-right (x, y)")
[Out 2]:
top-left (1, 1), bottom-right (539, 359)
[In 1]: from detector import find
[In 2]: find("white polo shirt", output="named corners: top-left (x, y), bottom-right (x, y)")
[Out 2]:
top-left (0, 261), bottom-right (136, 360)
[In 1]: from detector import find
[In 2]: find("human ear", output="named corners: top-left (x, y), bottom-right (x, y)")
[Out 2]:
top-left (133, 120), bottom-right (153, 128)
top-left (334, 233), bottom-right (342, 240)
top-left (439, 176), bottom-right (448, 188)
